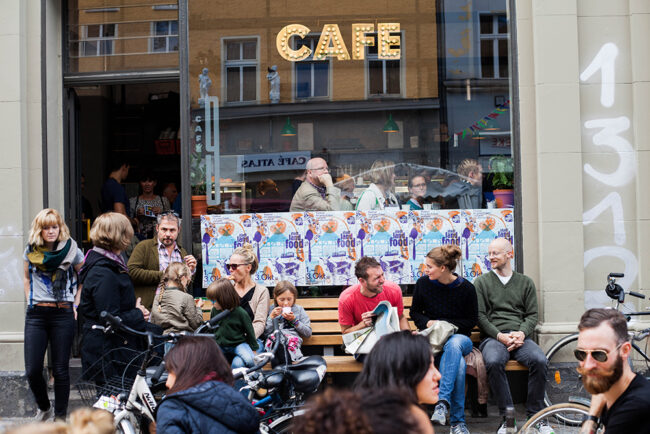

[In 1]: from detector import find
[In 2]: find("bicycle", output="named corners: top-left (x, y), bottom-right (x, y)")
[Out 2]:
top-left (519, 402), bottom-right (595, 433)
top-left (544, 272), bottom-right (650, 424)
top-left (76, 310), bottom-right (228, 434)
top-left (233, 317), bottom-right (327, 434)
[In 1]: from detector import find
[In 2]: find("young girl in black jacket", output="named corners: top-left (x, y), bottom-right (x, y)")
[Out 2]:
top-left (156, 336), bottom-right (260, 434)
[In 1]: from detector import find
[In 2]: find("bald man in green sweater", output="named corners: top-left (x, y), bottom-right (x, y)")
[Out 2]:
top-left (474, 238), bottom-right (551, 434)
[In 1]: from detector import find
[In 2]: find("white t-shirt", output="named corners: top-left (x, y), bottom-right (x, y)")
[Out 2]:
top-left (495, 271), bottom-right (513, 286)
top-left (24, 246), bottom-right (84, 304)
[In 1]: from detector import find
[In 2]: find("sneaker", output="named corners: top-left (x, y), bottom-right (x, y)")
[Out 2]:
top-left (535, 420), bottom-right (555, 434)
top-left (34, 406), bottom-right (53, 422)
top-left (496, 419), bottom-right (516, 434)
top-left (450, 422), bottom-right (470, 434)
top-left (430, 402), bottom-right (448, 425)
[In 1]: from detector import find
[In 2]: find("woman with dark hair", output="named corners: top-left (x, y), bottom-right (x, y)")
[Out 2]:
top-left (292, 388), bottom-right (434, 434)
top-left (410, 245), bottom-right (478, 434)
top-left (406, 175), bottom-right (428, 210)
top-left (23, 209), bottom-right (84, 421)
top-left (354, 331), bottom-right (441, 405)
top-left (156, 336), bottom-right (260, 434)
top-left (129, 170), bottom-right (170, 240)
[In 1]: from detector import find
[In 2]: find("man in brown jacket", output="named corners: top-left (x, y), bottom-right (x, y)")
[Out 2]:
top-left (290, 157), bottom-right (341, 211)
top-left (128, 212), bottom-right (196, 309)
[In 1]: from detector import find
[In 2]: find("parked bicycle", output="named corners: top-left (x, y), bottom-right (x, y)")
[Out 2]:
top-left (76, 310), bottom-right (228, 434)
top-left (233, 316), bottom-right (327, 434)
top-left (544, 272), bottom-right (650, 425)
top-left (519, 402), bottom-right (592, 433)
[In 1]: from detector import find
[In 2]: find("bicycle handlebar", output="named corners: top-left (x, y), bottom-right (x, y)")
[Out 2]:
top-left (151, 362), bottom-right (166, 384)
top-left (99, 311), bottom-right (218, 342)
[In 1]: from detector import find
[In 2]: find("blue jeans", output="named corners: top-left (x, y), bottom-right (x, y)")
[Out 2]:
top-left (479, 337), bottom-right (547, 417)
top-left (221, 343), bottom-right (255, 368)
top-left (438, 334), bottom-right (473, 424)
top-left (24, 306), bottom-right (75, 419)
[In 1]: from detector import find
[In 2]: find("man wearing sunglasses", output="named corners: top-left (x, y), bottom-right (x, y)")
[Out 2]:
top-left (128, 212), bottom-right (196, 309)
top-left (577, 308), bottom-right (650, 434)
top-left (290, 157), bottom-right (341, 211)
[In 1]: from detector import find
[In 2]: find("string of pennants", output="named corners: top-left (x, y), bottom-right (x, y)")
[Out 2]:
top-left (451, 99), bottom-right (511, 140)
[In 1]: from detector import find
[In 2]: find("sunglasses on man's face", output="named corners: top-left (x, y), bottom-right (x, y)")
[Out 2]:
top-left (226, 263), bottom-right (249, 270)
top-left (574, 342), bottom-right (624, 363)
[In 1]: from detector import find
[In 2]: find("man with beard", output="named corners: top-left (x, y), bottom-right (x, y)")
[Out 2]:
top-left (338, 256), bottom-right (410, 340)
top-left (474, 238), bottom-right (551, 434)
top-left (577, 308), bottom-right (650, 434)
top-left (290, 157), bottom-right (341, 211)
top-left (128, 212), bottom-right (196, 309)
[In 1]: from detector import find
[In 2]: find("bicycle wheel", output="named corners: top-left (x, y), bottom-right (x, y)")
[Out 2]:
top-left (545, 334), bottom-right (590, 409)
top-left (519, 403), bottom-right (591, 433)
top-left (266, 409), bottom-right (306, 434)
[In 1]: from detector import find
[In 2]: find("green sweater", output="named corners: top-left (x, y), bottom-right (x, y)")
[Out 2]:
top-left (210, 306), bottom-right (259, 351)
top-left (474, 271), bottom-right (538, 339)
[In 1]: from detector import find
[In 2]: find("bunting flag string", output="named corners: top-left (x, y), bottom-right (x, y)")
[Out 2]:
top-left (450, 99), bottom-right (510, 142)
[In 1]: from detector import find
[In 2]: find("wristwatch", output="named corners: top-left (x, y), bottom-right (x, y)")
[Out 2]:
top-left (582, 414), bottom-right (600, 425)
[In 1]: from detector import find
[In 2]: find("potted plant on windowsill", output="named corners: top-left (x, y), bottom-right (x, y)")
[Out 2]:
top-left (489, 155), bottom-right (514, 208)
top-left (190, 153), bottom-right (208, 217)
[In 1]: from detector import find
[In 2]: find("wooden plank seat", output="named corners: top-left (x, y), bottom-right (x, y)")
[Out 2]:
top-left (198, 296), bottom-right (527, 373)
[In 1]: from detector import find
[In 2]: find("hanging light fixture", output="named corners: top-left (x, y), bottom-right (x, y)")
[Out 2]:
top-left (471, 129), bottom-right (484, 140)
top-left (281, 117), bottom-right (297, 136)
top-left (484, 118), bottom-right (500, 131)
top-left (383, 114), bottom-right (399, 133)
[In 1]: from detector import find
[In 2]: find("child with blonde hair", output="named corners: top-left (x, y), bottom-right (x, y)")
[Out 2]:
top-left (207, 278), bottom-right (258, 368)
top-left (264, 281), bottom-right (312, 365)
top-left (151, 262), bottom-right (204, 353)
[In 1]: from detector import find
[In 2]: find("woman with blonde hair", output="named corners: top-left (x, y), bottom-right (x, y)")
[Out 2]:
top-left (151, 262), bottom-right (204, 353)
top-left (227, 244), bottom-right (269, 344)
top-left (23, 209), bottom-right (84, 421)
top-left (78, 212), bottom-right (149, 382)
top-left (355, 160), bottom-right (399, 210)
top-left (410, 245), bottom-right (477, 433)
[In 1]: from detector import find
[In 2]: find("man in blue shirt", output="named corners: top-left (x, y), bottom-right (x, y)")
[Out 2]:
top-left (101, 160), bottom-right (130, 215)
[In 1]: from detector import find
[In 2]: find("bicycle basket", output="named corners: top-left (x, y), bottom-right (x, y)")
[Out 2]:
top-left (74, 344), bottom-right (163, 408)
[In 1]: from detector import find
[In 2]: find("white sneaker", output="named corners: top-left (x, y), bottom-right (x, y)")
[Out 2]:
top-left (34, 406), bottom-right (53, 421)
top-left (535, 420), bottom-right (555, 434)
top-left (496, 419), bottom-right (516, 434)
top-left (430, 402), bottom-right (448, 425)
top-left (451, 422), bottom-right (470, 434)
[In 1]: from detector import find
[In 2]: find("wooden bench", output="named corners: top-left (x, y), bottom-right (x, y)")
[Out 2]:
top-left (199, 296), bottom-right (527, 373)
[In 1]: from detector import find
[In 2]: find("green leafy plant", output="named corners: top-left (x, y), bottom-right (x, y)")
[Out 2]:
top-left (489, 155), bottom-right (514, 190)
top-left (190, 151), bottom-right (207, 195)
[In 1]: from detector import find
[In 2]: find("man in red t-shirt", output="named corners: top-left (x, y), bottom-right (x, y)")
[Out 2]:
top-left (338, 256), bottom-right (411, 334)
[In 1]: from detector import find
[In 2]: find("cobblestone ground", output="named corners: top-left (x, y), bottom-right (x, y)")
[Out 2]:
top-left (0, 403), bottom-right (530, 434)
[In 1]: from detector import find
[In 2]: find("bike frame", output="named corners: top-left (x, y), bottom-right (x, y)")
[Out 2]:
top-left (113, 372), bottom-right (156, 428)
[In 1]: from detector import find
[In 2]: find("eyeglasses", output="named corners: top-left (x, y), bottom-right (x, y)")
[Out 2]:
top-left (412, 183), bottom-right (427, 188)
top-left (159, 210), bottom-right (180, 217)
top-left (310, 167), bottom-right (329, 172)
top-left (574, 342), bottom-right (624, 363)
top-left (226, 263), bottom-right (249, 270)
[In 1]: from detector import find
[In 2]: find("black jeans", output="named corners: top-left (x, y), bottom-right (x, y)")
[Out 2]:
top-left (24, 305), bottom-right (75, 418)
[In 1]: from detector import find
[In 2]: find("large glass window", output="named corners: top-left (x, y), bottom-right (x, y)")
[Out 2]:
top-left (187, 0), bottom-right (516, 289)
top-left (66, 1), bottom-right (179, 73)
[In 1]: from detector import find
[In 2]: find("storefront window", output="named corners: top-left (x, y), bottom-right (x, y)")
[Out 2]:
top-left (66, 1), bottom-right (179, 73)
top-left (185, 0), bottom-right (516, 287)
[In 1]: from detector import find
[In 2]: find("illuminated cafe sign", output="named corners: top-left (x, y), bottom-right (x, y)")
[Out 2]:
top-left (236, 151), bottom-right (311, 173)
top-left (276, 23), bottom-right (401, 61)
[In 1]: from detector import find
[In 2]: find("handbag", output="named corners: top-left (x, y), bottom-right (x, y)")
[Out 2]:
top-left (342, 301), bottom-right (401, 355)
top-left (419, 320), bottom-right (458, 356)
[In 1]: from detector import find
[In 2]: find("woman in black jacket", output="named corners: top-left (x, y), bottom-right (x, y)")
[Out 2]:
top-left (410, 245), bottom-right (478, 434)
top-left (78, 212), bottom-right (149, 381)
top-left (156, 336), bottom-right (260, 434)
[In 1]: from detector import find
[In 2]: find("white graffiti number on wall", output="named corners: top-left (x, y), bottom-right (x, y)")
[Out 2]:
top-left (580, 43), bottom-right (638, 297)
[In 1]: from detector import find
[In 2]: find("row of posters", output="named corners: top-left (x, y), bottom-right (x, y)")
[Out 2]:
top-left (200, 209), bottom-right (515, 287)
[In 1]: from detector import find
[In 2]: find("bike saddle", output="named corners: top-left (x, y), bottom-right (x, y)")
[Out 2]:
top-left (286, 355), bottom-right (327, 371)
top-left (285, 368), bottom-right (322, 394)
top-left (259, 371), bottom-right (285, 389)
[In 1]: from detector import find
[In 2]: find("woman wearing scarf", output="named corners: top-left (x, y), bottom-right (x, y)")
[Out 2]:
top-left (78, 212), bottom-right (149, 384)
top-left (23, 208), bottom-right (84, 421)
